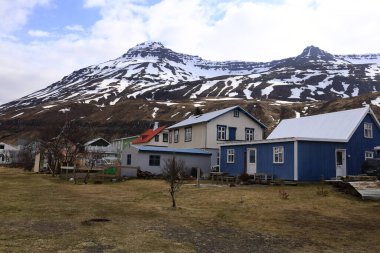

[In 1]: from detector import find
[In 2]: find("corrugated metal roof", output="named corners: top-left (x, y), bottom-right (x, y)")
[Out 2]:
top-left (84, 137), bottom-right (110, 146)
top-left (268, 107), bottom-right (374, 141)
top-left (132, 125), bottom-right (166, 144)
top-left (133, 145), bottom-right (211, 155)
top-left (167, 105), bottom-right (266, 129)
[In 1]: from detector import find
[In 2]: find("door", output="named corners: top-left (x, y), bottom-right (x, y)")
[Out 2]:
top-left (229, 127), bottom-right (236, 141)
top-left (246, 148), bottom-right (257, 175)
top-left (336, 149), bottom-right (347, 177)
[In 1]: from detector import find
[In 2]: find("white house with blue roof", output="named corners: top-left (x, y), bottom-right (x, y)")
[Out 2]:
top-left (220, 106), bottom-right (380, 181)
top-left (121, 145), bottom-right (212, 175)
top-left (167, 105), bottom-right (266, 166)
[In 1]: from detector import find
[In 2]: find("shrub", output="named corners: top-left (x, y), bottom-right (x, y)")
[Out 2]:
top-left (279, 189), bottom-right (289, 200)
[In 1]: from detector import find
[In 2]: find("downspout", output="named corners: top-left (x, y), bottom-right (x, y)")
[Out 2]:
top-left (204, 123), bottom-right (207, 149)
top-left (294, 140), bottom-right (298, 181)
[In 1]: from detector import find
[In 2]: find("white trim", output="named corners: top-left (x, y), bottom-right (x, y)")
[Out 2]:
top-left (335, 149), bottom-right (347, 177)
top-left (294, 140), bottom-right (298, 181)
top-left (246, 148), bottom-right (257, 175)
top-left (364, 122), bottom-right (373, 139)
top-left (365, 151), bottom-right (374, 160)
top-left (227, 149), bottom-right (235, 163)
top-left (220, 137), bottom-right (347, 147)
top-left (273, 146), bottom-right (284, 164)
top-left (346, 107), bottom-right (378, 141)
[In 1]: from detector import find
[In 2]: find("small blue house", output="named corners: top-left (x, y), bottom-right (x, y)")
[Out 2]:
top-left (220, 107), bottom-right (380, 181)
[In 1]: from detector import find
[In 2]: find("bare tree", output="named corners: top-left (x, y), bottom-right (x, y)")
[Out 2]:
top-left (162, 157), bottom-right (185, 208)
top-left (39, 117), bottom-right (91, 178)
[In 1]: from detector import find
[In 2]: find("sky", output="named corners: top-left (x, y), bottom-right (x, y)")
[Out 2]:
top-left (0, 0), bottom-right (380, 104)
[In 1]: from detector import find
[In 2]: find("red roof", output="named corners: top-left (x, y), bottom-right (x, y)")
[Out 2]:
top-left (132, 125), bottom-right (167, 144)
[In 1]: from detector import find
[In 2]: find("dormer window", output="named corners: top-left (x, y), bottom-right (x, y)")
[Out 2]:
top-left (234, 110), bottom-right (239, 117)
top-left (364, 123), bottom-right (373, 138)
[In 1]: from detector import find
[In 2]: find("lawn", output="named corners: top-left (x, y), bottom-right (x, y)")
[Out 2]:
top-left (1, 167), bottom-right (380, 253)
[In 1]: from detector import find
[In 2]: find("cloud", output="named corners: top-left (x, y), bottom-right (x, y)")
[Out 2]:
top-left (1, 0), bottom-right (380, 103)
top-left (65, 25), bottom-right (85, 32)
top-left (0, 0), bottom-right (50, 35)
top-left (28, 29), bottom-right (50, 37)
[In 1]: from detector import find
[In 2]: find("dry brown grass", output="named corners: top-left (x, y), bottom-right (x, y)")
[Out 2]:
top-left (1, 167), bottom-right (380, 253)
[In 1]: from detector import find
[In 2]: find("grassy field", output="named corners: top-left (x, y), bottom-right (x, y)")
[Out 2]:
top-left (1, 167), bottom-right (380, 253)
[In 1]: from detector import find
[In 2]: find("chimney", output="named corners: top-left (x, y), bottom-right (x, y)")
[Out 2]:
top-left (153, 122), bottom-right (159, 130)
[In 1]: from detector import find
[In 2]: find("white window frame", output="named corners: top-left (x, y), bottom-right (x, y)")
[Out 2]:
top-left (174, 129), bottom-right (179, 143)
top-left (163, 133), bottom-right (168, 142)
top-left (245, 128), bottom-right (254, 141)
top-left (234, 110), bottom-right (239, 117)
top-left (217, 125), bottom-right (227, 141)
top-left (365, 151), bottom-right (374, 160)
top-left (227, 149), bottom-right (235, 163)
top-left (169, 131), bottom-right (172, 143)
top-left (185, 127), bottom-right (192, 142)
top-left (273, 146), bottom-right (284, 164)
top-left (364, 123), bottom-right (373, 138)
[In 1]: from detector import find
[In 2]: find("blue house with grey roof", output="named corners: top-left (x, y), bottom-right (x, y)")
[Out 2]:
top-left (220, 107), bottom-right (380, 181)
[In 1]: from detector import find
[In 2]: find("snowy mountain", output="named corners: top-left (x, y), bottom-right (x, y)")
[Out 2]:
top-left (1, 42), bottom-right (380, 113)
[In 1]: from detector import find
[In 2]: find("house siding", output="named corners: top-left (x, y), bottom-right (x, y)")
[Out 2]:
top-left (297, 141), bottom-right (345, 181)
top-left (168, 124), bottom-right (206, 149)
top-left (346, 114), bottom-right (380, 175)
top-left (206, 110), bottom-right (264, 148)
top-left (121, 146), bottom-right (212, 175)
top-left (221, 141), bottom-right (294, 180)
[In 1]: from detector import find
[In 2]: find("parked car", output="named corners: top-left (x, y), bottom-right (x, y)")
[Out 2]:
top-left (361, 159), bottom-right (380, 178)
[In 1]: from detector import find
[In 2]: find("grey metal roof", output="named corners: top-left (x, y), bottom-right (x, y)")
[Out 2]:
top-left (133, 145), bottom-right (212, 155)
top-left (268, 106), bottom-right (378, 142)
top-left (167, 105), bottom-right (266, 129)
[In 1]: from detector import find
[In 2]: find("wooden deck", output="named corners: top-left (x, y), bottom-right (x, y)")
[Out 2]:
top-left (348, 181), bottom-right (380, 200)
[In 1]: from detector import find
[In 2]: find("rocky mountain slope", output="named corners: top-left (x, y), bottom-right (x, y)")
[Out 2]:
top-left (1, 42), bottom-right (380, 143)
top-left (1, 42), bottom-right (380, 114)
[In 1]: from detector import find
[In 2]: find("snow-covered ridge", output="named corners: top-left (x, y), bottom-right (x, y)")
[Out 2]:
top-left (1, 43), bottom-right (380, 112)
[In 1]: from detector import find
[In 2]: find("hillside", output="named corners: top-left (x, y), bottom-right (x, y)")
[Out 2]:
top-left (1, 42), bottom-right (380, 143)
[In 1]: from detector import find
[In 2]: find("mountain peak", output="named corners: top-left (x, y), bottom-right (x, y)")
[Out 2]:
top-left (298, 45), bottom-right (334, 60)
top-left (122, 41), bottom-right (172, 59)
top-left (134, 41), bottom-right (165, 50)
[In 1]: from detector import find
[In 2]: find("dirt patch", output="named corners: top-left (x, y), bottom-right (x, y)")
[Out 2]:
top-left (0, 220), bottom-right (76, 236)
top-left (152, 225), bottom-right (305, 253)
top-left (81, 218), bottom-right (111, 226)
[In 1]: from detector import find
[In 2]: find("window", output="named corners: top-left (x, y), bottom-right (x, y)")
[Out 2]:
top-left (163, 133), bottom-right (168, 142)
top-left (185, 127), bottom-right (192, 142)
top-left (217, 125), bottom-right (227, 140)
top-left (174, 129), bottom-right (179, 143)
top-left (227, 149), bottom-right (235, 163)
top-left (154, 135), bottom-right (159, 142)
top-left (126, 154), bottom-right (131, 165)
top-left (149, 155), bottom-right (160, 166)
top-left (245, 128), bottom-right (255, 141)
top-left (365, 151), bottom-right (374, 160)
top-left (273, 146), bottom-right (284, 163)
top-left (234, 110), bottom-right (239, 117)
top-left (169, 131), bottom-right (172, 143)
top-left (364, 123), bottom-right (373, 138)
top-left (0, 144), bottom-right (4, 149)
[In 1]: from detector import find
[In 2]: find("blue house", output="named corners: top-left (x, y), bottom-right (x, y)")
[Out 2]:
top-left (220, 107), bottom-right (380, 181)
